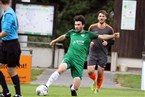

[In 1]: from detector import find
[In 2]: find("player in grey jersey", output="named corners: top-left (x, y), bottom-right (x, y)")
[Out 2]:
top-left (87, 10), bottom-right (115, 93)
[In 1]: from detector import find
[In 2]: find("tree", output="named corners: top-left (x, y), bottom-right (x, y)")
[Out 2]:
top-left (29, 0), bottom-right (114, 49)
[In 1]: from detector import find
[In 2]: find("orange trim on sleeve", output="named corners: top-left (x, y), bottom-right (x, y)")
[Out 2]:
top-left (88, 23), bottom-right (98, 31)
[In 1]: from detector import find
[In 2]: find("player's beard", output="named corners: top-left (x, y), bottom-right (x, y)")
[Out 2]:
top-left (100, 21), bottom-right (105, 25)
top-left (76, 27), bottom-right (83, 32)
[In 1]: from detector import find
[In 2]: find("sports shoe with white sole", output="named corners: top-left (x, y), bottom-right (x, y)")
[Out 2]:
top-left (70, 84), bottom-right (77, 96)
top-left (13, 94), bottom-right (23, 97)
top-left (0, 92), bottom-right (11, 97)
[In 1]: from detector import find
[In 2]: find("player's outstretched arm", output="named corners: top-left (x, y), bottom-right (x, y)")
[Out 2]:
top-left (98, 32), bottom-right (120, 40)
top-left (50, 34), bottom-right (66, 46)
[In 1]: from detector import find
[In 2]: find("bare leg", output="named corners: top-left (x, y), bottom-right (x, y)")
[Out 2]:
top-left (97, 66), bottom-right (104, 89)
top-left (70, 77), bottom-right (81, 96)
top-left (87, 65), bottom-right (96, 81)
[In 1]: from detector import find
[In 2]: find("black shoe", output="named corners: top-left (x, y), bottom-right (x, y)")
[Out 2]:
top-left (0, 92), bottom-right (11, 97)
top-left (70, 85), bottom-right (77, 96)
top-left (13, 94), bottom-right (23, 97)
top-left (0, 92), bottom-right (4, 97)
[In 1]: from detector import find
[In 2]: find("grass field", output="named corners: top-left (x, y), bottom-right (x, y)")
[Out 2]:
top-left (2, 84), bottom-right (144, 97)
top-left (114, 74), bottom-right (141, 89)
top-left (0, 69), bottom-right (144, 97)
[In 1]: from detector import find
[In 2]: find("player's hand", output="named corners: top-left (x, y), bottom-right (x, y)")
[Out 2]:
top-left (90, 41), bottom-right (94, 47)
top-left (102, 40), bottom-right (108, 46)
top-left (50, 40), bottom-right (56, 46)
top-left (114, 33), bottom-right (120, 38)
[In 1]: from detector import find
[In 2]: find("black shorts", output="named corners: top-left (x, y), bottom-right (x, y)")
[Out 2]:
top-left (0, 39), bottom-right (21, 67)
top-left (87, 55), bottom-right (107, 68)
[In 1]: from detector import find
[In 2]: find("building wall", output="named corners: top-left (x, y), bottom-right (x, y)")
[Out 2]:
top-left (113, 0), bottom-right (145, 58)
top-left (21, 47), bottom-right (65, 68)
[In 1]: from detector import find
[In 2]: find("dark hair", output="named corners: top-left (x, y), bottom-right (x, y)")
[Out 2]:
top-left (0, 0), bottom-right (10, 4)
top-left (74, 15), bottom-right (85, 25)
top-left (98, 10), bottom-right (108, 17)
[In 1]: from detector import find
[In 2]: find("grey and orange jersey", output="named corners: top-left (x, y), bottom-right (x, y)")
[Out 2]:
top-left (88, 23), bottom-right (114, 58)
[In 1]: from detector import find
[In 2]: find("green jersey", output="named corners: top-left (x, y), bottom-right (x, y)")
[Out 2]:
top-left (64, 29), bottom-right (98, 63)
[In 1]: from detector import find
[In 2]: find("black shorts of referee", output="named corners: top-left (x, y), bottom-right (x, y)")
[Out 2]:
top-left (0, 39), bottom-right (21, 67)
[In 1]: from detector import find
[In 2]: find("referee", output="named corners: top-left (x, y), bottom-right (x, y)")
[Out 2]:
top-left (0, 0), bottom-right (22, 97)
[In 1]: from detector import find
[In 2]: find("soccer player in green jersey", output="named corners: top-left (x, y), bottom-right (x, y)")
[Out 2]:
top-left (44, 15), bottom-right (119, 96)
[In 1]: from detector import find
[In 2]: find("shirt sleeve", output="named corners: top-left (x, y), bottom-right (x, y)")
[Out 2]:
top-left (65, 29), bottom-right (74, 38)
top-left (89, 31), bottom-right (99, 39)
top-left (2, 13), bottom-right (13, 33)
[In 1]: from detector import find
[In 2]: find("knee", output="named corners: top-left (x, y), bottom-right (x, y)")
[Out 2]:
top-left (7, 68), bottom-right (17, 77)
top-left (87, 66), bottom-right (95, 74)
top-left (57, 63), bottom-right (67, 74)
top-left (88, 70), bottom-right (95, 75)
top-left (56, 69), bottom-right (65, 75)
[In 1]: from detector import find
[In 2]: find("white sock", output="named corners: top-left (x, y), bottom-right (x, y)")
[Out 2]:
top-left (71, 84), bottom-right (75, 90)
top-left (46, 71), bottom-right (60, 87)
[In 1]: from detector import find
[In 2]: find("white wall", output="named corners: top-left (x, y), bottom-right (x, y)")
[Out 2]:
top-left (21, 47), bottom-right (65, 68)
top-left (111, 52), bottom-right (143, 71)
top-left (117, 58), bottom-right (142, 68)
top-left (54, 49), bottom-right (65, 68)
top-left (22, 49), bottom-right (142, 70)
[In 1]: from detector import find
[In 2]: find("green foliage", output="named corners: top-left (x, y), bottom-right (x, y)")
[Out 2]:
top-left (102, 0), bottom-right (115, 26)
top-left (29, 0), bottom-right (114, 48)
top-left (28, 36), bottom-right (52, 48)
top-left (114, 74), bottom-right (141, 89)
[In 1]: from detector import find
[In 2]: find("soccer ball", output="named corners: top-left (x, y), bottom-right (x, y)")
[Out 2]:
top-left (36, 85), bottom-right (48, 96)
